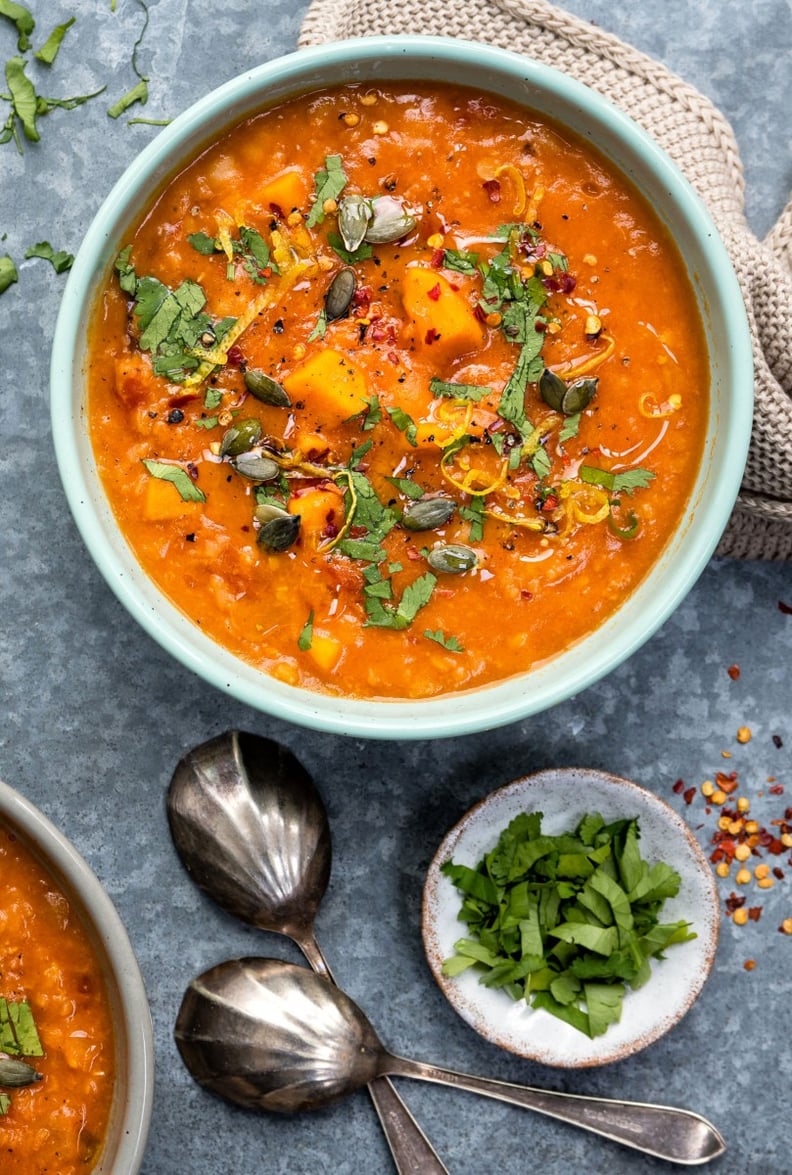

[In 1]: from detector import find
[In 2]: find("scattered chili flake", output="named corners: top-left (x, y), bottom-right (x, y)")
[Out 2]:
top-left (672, 779), bottom-right (685, 795)
top-left (226, 345), bottom-right (245, 368)
top-left (773, 734), bottom-right (784, 748)
top-left (426, 283), bottom-right (442, 302)
top-left (725, 892), bottom-right (746, 915)
top-left (778, 599), bottom-right (792, 615)
top-left (748, 906), bottom-right (763, 922)
top-left (773, 867), bottom-right (785, 880)
top-left (683, 786), bottom-right (696, 805)
top-left (716, 771), bottom-right (739, 795)
top-left (424, 328), bottom-right (440, 345)
top-left (430, 248), bottom-right (444, 269)
top-left (727, 664), bottom-right (741, 680)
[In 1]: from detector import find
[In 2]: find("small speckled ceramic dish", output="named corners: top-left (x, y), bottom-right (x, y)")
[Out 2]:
top-left (422, 768), bottom-right (719, 1068)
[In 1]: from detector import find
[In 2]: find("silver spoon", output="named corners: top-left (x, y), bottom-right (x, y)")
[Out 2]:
top-left (175, 956), bottom-right (726, 1167)
top-left (166, 730), bottom-right (447, 1174)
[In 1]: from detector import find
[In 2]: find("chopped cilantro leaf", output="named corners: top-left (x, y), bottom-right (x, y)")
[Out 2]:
top-left (559, 412), bottom-right (581, 442)
top-left (24, 240), bottom-right (72, 273)
top-left (441, 247), bottom-right (479, 274)
top-left (459, 496), bottom-right (485, 542)
top-left (429, 377), bottom-right (492, 401)
top-left (386, 405), bottom-right (418, 447)
top-left (579, 465), bottom-right (656, 496)
top-left (107, 77), bottom-right (148, 120)
top-left (188, 231), bottom-right (219, 255)
top-left (386, 476), bottom-right (425, 501)
top-left (424, 629), bottom-right (464, 653)
top-left (0, 253), bottom-right (18, 294)
top-left (142, 459), bottom-right (206, 502)
top-left (359, 394), bottom-right (382, 431)
top-left (306, 154), bottom-right (346, 228)
top-left (307, 306), bottom-right (327, 342)
top-left (327, 230), bottom-right (373, 264)
top-left (297, 610), bottom-right (314, 651)
top-left (34, 16), bottom-right (75, 65)
top-left (0, 1), bottom-right (35, 52)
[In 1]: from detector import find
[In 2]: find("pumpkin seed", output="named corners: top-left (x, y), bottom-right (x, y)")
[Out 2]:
top-left (561, 377), bottom-right (598, 415)
top-left (244, 369), bottom-right (291, 408)
top-left (364, 195), bottom-right (417, 244)
top-left (402, 496), bottom-right (457, 531)
top-left (219, 418), bottom-right (263, 458)
top-left (325, 267), bottom-right (356, 322)
top-left (338, 194), bottom-right (372, 252)
top-left (232, 450), bottom-right (280, 481)
top-left (257, 511), bottom-right (301, 552)
top-left (427, 543), bottom-right (478, 574)
top-left (539, 368), bottom-right (598, 416)
top-left (254, 500), bottom-right (290, 525)
top-left (0, 1057), bottom-right (41, 1088)
top-left (539, 367), bottom-right (567, 412)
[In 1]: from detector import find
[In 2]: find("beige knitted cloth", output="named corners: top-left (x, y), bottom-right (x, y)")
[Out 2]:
top-left (299, 0), bottom-right (792, 560)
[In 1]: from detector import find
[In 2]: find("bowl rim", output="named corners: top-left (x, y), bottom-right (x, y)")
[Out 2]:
top-left (0, 778), bottom-right (154, 1173)
top-left (421, 767), bottom-right (721, 1067)
top-left (50, 34), bottom-right (754, 739)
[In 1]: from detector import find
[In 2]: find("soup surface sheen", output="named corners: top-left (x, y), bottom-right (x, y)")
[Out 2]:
top-left (88, 82), bottom-right (708, 700)
top-left (0, 826), bottom-right (115, 1173)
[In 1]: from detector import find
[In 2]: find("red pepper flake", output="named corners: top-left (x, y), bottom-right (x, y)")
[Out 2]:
top-left (725, 892), bottom-right (746, 914)
top-left (715, 771), bottom-right (739, 795)
top-left (727, 664), bottom-right (741, 680)
top-left (541, 494), bottom-right (560, 513)
top-left (773, 734), bottom-right (784, 748)
top-left (186, 462), bottom-right (199, 481)
top-left (482, 178), bottom-right (501, 203)
top-left (353, 286), bottom-right (373, 309)
top-left (430, 248), bottom-right (444, 269)
top-left (387, 350), bottom-right (400, 365)
top-left (473, 303), bottom-right (488, 323)
top-left (427, 282), bottom-right (442, 302)
top-left (747, 907), bottom-right (763, 922)
top-left (268, 201), bottom-right (285, 220)
top-left (226, 344), bottom-right (245, 368)
top-left (405, 547), bottom-right (423, 562)
top-left (672, 779), bottom-right (685, 795)
top-left (521, 589), bottom-right (533, 600)
top-left (773, 866), bottom-right (785, 880)
top-left (559, 272), bottom-right (577, 294)
top-left (683, 786), bottom-right (696, 806)
top-left (778, 599), bottom-right (792, 615)
top-left (770, 784), bottom-right (785, 795)
top-left (424, 327), bottom-right (440, 345)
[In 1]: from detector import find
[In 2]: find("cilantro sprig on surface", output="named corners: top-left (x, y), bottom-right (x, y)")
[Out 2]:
top-left (441, 810), bottom-right (694, 1038)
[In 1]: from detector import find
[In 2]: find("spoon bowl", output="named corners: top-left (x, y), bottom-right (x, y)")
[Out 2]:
top-left (167, 731), bottom-right (448, 1172)
top-left (176, 957), bottom-right (726, 1167)
top-left (167, 731), bottom-right (331, 950)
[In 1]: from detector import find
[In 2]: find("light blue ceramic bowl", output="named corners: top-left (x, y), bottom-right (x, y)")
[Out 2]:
top-left (51, 36), bottom-right (752, 740)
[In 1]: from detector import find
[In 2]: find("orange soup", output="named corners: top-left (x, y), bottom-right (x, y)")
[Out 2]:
top-left (0, 825), bottom-right (115, 1172)
top-left (87, 82), bottom-right (708, 699)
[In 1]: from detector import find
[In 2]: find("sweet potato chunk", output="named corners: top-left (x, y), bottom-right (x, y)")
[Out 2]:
top-left (283, 349), bottom-right (368, 422)
top-left (257, 169), bottom-right (308, 215)
top-left (401, 267), bottom-right (483, 361)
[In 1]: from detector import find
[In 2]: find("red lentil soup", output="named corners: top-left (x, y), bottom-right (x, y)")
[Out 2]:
top-left (87, 82), bottom-right (708, 700)
top-left (1, 825), bottom-right (115, 1172)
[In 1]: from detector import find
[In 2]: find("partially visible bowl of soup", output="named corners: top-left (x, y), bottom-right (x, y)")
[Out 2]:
top-left (51, 36), bottom-right (752, 738)
top-left (0, 779), bottom-right (153, 1173)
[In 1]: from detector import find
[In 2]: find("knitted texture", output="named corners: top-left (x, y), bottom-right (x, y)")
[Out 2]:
top-left (299, 0), bottom-right (792, 559)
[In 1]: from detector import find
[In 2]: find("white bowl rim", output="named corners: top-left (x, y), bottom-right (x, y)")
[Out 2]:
top-left (50, 34), bottom-right (754, 740)
top-left (0, 778), bottom-right (154, 1173)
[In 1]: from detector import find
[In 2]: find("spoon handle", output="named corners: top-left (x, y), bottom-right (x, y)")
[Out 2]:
top-left (295, 933), bottom-right (449, 1175)
top-left (386, 1055), bottom-right (725, 1166)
